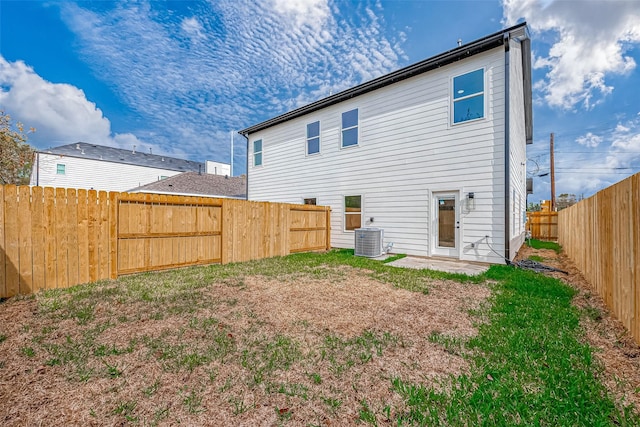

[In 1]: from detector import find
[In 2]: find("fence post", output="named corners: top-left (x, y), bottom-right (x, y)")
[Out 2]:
top-left (221, 198), bottom-right (231, 264)
top-left (0, 185), bottom-right (5, 298)
top-left (325, 207), bottom-right (332, 251)
top-left (109, 191), bottom-right (119, 279)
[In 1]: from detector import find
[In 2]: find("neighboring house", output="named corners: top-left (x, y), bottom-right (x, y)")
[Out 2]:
top-left (128, 171), bottom-right (246, 199)
top-left (29, 142), bottom-right (225, 193)
top-left (239, 23), bottom-right (532, 264)
top-left (206, 160), bottom-right (231, 176)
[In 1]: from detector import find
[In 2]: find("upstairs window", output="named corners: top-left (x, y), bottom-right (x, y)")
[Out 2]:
top-left (253, 139), bottom-right (263, 167)
top-left (341, 108), bottom-right (358, 148)
top-left (56, 164), bottom-right (66, 175)
top-left (453, 69), bottom-right (484, 124)
top-left (307, 121), bottom-right (320, 155)
top-left (344, 195), bottom-right (362, 231)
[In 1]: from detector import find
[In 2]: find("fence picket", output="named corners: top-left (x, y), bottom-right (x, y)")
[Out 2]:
top-left (77, 189), bottom-right (90, 285)
top-left (0, 185), bottom-right (5, 297)
top-left (4, 185), bottom-right (20, 297)
top-left (31, 186), bottom-right (45, 292)
top-left (87, 190), bottom-right (99, 283)
top-left (559, 172), bottom-right (640, 344)
top-left (67, 189), bottom-right (79, 287)
top-left (18, 186), bottom-right (33, 294)
top-left (43, 187), bottom-right (56, 289)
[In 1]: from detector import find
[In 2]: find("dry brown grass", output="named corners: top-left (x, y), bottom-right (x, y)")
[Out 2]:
top-left (0, 263), bottom-right (489, 426)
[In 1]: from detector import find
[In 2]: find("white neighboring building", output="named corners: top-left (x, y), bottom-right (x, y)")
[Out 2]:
top-left (206, 160), bottom-right (231, 176)
top-left (240, 23), bottom-right (532, 264)
top-left (30, 142), bottom-right (229, 193)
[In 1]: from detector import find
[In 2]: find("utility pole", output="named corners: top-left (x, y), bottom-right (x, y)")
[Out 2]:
top-left (230, 130), bottom-right (234, 177)
top-left (550, 132), bottom-right (556, 211)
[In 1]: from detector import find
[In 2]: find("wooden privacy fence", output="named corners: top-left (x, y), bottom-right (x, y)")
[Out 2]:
top-left (0, 185), bottom-right (331, 298)
top-left (558, 173), bottom-right (639, 343)
top-left (526, 211), bottom-right (558, 240)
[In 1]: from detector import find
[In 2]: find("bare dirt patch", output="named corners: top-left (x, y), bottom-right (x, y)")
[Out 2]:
top-left (516, 244), bottom-right (640, 410)
top-left (0, 265), bottom-right (489, 426)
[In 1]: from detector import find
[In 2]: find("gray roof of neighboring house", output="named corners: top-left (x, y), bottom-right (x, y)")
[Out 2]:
top-left (128, 172), bottom-right (247, 199)
top-left (40, 142), bottom-right (204, 173)
top-left (239, 22), bottom-right (529, 136)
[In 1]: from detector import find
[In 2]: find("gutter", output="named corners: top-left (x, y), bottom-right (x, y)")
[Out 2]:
top-left (504, 33), bottom-right (511, 263)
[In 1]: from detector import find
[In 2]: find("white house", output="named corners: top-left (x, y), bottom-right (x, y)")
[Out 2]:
top-left (239, 23), bottom-right (532, 264)
top-left (30, 142), bottom-right (229, 193)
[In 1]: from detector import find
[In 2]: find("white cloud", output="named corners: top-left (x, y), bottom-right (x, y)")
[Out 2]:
top-left (52, 0), bottom-right (403, 165)
top-left (610, 118), bottom-right (640, 165)
top-left (576, 132), bottom-right (602, 148)
top-left (272, 0), bottom-right (330, 32)
top-left (181, 17), bottom-right (205, 40)
top-left (0, 55), bottom-right (143, 150)
top-left (503, 0), bottom-right (640, 110)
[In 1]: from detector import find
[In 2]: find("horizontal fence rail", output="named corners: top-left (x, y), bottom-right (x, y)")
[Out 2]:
top-left (526, 211), bottom-right (558, 240)
top-left (0, 185), bottom-right (331, 298)
top-left (558, 173), bottom-right (639, 343)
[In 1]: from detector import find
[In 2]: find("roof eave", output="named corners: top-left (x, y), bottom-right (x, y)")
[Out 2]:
top-left (239, 22), bottom-right (527, 136)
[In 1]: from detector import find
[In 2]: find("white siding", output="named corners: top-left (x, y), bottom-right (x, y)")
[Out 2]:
top-left (206, 161), bottom-right (231, 176)
top-left (248, 47), bottom-right (516, 264)
top-left (30, 153), bottom-right (185, 192)
top-left (508, 40), bottom-right (528, 259)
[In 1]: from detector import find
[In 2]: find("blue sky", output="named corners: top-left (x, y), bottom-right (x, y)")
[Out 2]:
top-left (1, 0), bottom-right (639, 204)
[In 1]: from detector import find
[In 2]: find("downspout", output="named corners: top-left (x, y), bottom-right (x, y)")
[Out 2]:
top-left (238, 131), bottom-right (249, 200)
top-left (503, 32), bottom-right (511, 263)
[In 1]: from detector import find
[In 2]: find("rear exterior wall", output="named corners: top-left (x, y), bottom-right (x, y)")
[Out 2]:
top-left (248, 47), bottom-right (511, 264)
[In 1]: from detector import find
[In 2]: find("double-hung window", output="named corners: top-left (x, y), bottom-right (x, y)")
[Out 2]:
top-left (56, 164), bottom-right (66, 175)
top-left (253, 139), bottom-right (263, 167)
top-left (341, 109), bottom-right (358, 148)
top-left (452, 69), bottom-right (484, 124)
top-left (306, 121), bottom-right (320, 155)
top-left (344, 195), bottom-right (362, 231)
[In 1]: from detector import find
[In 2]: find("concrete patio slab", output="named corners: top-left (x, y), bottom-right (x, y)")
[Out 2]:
top-left (385, 256), bottom-right (490, 275)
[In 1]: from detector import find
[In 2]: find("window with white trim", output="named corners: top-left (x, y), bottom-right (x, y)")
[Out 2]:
top-left (453, 69), bottom-right (484, 124)
top-left (344, 195), bottom-right (361, 231)
top-left (253, 139), bottom-right (263, 167)
top-left (306, 121), bottom-right (320, 155)
top-left (56, 164), bottom-right (66, 175)
top-left (341, 109), bottom-right (358, 148)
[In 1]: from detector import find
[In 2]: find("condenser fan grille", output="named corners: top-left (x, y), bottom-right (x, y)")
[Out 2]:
top-left (354, 228), bottom-right (383, 257)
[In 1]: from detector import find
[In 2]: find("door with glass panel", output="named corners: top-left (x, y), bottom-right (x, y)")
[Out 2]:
top-left (433, 192), bottom-right (459, 258)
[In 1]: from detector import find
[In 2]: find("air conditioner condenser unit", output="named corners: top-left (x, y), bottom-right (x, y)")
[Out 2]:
top-left (354, 228), bottom-right (384, 257)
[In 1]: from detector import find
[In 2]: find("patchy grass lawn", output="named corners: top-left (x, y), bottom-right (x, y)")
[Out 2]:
top-left (0, 249), bottom-right (638, 426)
top-left (527, 238), bottom-right (562, 253)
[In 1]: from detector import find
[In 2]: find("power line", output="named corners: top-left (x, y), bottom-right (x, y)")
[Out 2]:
top-left (553, 171), bottom-right (638, 175)
top-left (556, 167), bottom-right (638, 170)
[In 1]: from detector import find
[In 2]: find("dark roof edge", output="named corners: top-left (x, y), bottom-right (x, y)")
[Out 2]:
top-left (239, 22), bottom-right (527, 136)
top-left (35, 143), bottom-right (205, 173)
top-left (35, 150), bottom-right (203, 173)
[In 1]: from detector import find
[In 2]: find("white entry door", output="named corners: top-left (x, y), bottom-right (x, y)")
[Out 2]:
top-left (433, 192), bottom-right (460, 258)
